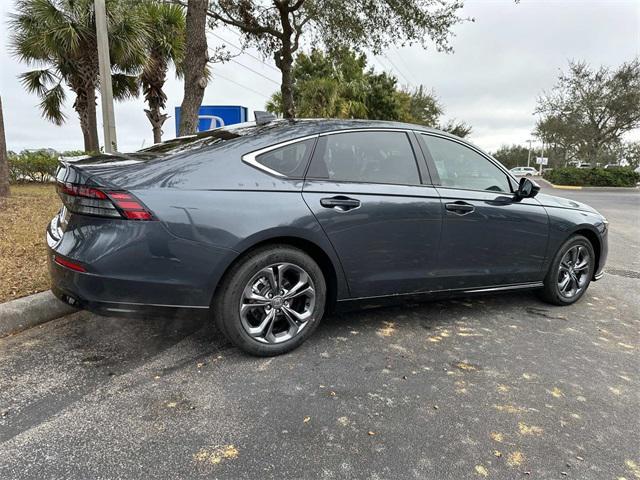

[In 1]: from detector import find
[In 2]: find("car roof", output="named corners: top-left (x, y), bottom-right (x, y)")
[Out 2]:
top-left (191, 118), bottom-right (459, 142)
top-left (139, 118), bottom-right (492, 164)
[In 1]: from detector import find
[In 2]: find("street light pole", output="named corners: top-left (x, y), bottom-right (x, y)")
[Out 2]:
top-left (527, 139), bottom-right (532, 168)
top-left (95, 0), bottom-right (117, 153)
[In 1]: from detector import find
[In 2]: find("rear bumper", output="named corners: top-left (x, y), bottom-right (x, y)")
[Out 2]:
top-left (47, 212), bottom-right (237, 316)
top-left (51, 283), bottom-right (208, 319)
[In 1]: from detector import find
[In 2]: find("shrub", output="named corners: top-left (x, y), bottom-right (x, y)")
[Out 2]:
top-left (544, 167), bottom-right (640, 187)
top-left (8, 150), bottom-right (60, 183)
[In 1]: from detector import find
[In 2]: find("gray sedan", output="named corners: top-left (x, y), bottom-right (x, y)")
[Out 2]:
top-left (48, 119), bottom-right (608, 356)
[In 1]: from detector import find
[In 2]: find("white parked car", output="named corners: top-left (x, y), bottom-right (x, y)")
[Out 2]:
top-left (510, 166), bottom-right (538, 177)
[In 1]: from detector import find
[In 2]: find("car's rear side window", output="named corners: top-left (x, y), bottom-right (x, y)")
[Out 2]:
top-left (255, 138), bottom-right (316, 177)
top-left (307, 131), bottom-right (420, 185)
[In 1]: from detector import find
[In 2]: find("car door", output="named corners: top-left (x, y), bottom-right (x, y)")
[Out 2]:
top-left (302, 129), bottom-right (442, 298)
top-left (418, 133), bottom-right (549, 290)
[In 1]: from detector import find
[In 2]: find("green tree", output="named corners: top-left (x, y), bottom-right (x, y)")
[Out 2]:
top-left (397, 85), bottom-right (443, 127)
top-left (621, 141), bottom-right (640, 168)
top-left (206, 0), bottom-right (465, 119)
top-left (492, 144), bottom-right (531, 169)
top-left (365, 71), bottom-right (404, 121)
top-left (440, 119), bottom-right (472, 138)
top-left (267, 48), bottom-right (471, 137)
top-left (10, 0), bottom-right (146, 152)
top-left (535, 59), bottom-right (640, 163)
top-left (140, 1), bottom-right (185, 143)
top-left (601, 140), bottom-right (640, 168)
top-left (266, 48), bottom-right (369, 118)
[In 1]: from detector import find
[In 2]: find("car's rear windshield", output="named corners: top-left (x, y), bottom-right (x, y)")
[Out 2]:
top-left (134, 123), bottom-right (264, 157)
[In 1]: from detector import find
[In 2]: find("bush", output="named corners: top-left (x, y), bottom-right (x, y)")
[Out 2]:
top-left (544, 167), bottom-right (640, 187)
top-left (8, 150), bottom-right (60, 183)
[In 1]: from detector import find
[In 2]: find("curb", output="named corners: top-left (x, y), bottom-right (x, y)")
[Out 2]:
top-left (537, 178), bottom-right (639, 191)
top-left (0, 290), bottom-right (77, 337)
top-left (536, 178), bottom-right (583, 190)
top-left (549, 184), bottom-right (583, 190)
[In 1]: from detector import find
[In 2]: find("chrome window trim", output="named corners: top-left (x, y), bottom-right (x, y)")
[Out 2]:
top-left (318, 128), bottom-right (415, 136)
top-left (242, 134), bottom-right (319, 178)
top-left (242, 127), bottom-right (509, 184)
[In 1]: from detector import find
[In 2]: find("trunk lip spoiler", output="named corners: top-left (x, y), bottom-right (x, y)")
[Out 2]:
top-left (56, 160), bottom-right (121, 189)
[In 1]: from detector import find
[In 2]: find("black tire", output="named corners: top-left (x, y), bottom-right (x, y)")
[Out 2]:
top-left (213, 245), bottom-right (326, 356)
top-left (538, 234), bottom-right (595, 306)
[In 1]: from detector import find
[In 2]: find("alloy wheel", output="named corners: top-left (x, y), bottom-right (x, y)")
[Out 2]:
top-left (239, 263), bottom-right (316, 344)
top-left (557, 245), bottom-right (591, 299)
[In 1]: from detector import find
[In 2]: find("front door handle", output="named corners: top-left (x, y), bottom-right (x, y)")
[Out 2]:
top-left (445, 201), bottom-right (475, 215)
top-left (320, 196), bottom-right (361, 211)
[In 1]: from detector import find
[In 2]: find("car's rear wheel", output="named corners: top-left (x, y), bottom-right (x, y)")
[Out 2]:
top-left (538, 234), bottom-right (595, 306)
top-left (214, 245), bottom-right (326, 356)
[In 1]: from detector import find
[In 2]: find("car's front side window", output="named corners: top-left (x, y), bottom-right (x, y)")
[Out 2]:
top-left (307, 131), bottom-right (420, 185)
top-left (422, 134), bottom-right (511, 193)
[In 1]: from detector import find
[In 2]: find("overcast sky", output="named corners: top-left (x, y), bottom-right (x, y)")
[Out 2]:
top-left (1, 0), bottom-right (639, 154)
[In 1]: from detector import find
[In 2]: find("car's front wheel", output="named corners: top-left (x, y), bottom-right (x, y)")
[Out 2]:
top-left (214, 245), bottom-right (326, 356)
top-left (538, 234), bottom-right (595, 305)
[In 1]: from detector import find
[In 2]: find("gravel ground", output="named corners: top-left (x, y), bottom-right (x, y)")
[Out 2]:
top-left (1, 186), bottom-right (638, 480)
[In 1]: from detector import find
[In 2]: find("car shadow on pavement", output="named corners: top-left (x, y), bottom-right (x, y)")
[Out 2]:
top-left (316, 290), bottom-right (546, 339)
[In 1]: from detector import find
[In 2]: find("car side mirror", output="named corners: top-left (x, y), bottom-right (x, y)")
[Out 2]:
top-left (516, 177), bottom-right (540, 199)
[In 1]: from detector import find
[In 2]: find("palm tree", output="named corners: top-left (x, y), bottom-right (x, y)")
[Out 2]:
top-left (140, 1), bottom-right (185, 144)
top-left (9, 0), bottom-right (147, 152)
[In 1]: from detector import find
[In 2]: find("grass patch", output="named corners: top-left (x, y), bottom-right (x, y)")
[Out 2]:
top-left (0, 184), bottom-right (60, 303)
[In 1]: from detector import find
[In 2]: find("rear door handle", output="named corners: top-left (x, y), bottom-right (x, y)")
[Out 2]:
top-left (320, 196), bottom-right (361, 211)
top-left (445, 201), bottom-right (475, 215)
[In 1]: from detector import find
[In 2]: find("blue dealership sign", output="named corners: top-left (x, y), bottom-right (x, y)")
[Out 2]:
top-left (174, 105), bottom-right (248, 135)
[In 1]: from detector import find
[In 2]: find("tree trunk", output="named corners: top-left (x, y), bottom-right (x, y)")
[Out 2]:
top-left (274, 3), bottom-right (295, 120)
top-left (145, 109), bottom-right (169, 144)
top-left (85, 87), bottom-right (99, 152)
top-left (178, 0), bottom-right (208, 136)
top-left (279, 51), bottom-right (295, 119)
top-left (74, 86), bottom-right (100, 153)
top-left (143, 54), bottom-right (169, 144)
top-left (0, 96), bottom-right (10, 197)
top-left (152, 118), bottom-right (164, 144)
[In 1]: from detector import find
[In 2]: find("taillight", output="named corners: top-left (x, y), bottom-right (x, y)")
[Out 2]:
top-left (107, 192), bottom-right (154, 220)
top-left (59, 183), bottom-right (108, 199)
top-left (56, 182), bottom-right (155, 221)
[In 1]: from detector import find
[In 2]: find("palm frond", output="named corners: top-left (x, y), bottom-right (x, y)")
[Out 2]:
top-left (142, 0), bottom-right (186, 66)
top-left (38, 82), bottom-right (67, 125)
top-left (112, 73), bottom-right (140, 101)
top-left (106, 0), bottom-right (149, 72)
top-left (19, 68), bottom-right (59, 95)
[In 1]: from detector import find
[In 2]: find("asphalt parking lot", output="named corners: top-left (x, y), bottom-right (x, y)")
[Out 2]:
top-left (1, 184), bottom-right (638, 480)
